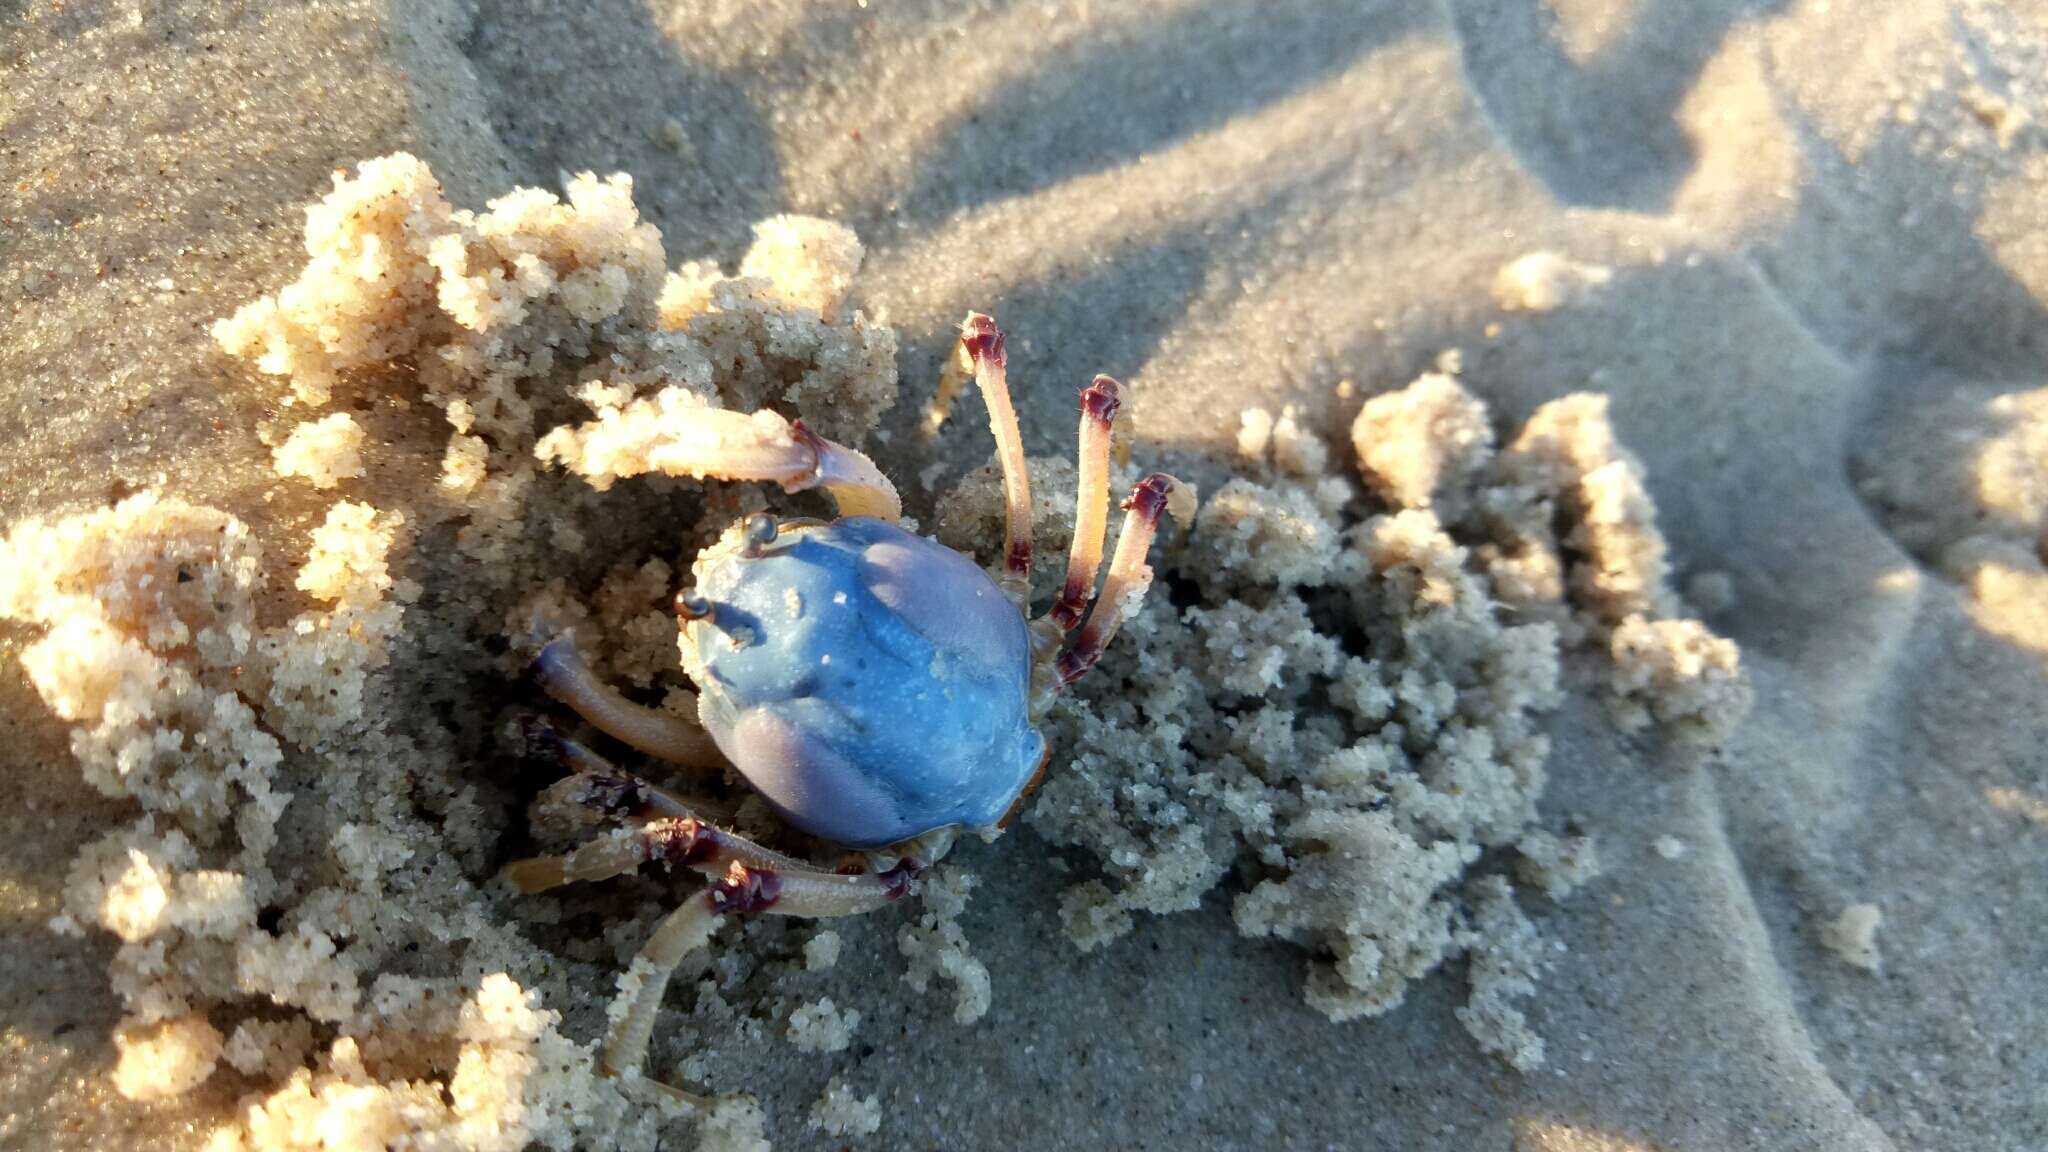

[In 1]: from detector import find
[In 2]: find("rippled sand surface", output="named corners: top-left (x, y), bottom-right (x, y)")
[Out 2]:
top-left (5, 2), bottom-right (2047, 1148)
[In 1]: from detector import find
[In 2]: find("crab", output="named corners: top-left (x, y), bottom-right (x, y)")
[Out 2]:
top-left (502, 313), bottom-right (1192, 1103)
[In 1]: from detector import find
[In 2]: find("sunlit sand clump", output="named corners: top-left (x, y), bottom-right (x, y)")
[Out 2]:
top-left (214, 153), bottom-right (894, 577)
top-left (944, 374), bottom-right (1748, 1069)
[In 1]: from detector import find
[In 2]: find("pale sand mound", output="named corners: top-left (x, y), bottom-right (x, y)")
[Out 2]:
top-left (5, 2), bottom-right (2048, 1151)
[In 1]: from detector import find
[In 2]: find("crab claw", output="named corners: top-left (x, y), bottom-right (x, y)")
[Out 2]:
top-left (536, 390), bottom-right (902, 520)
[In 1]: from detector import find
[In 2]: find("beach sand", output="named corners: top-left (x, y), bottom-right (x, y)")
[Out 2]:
top-left (4, 1), bottom-right (2046, 1149)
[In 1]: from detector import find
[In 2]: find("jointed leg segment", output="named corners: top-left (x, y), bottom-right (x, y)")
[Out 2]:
top-left (1048, 375), bottom-right (1121, 634)
top-left (597, 863), bottom-right (910, 1088)
top-left (503, 734), bottom-right (917, 1099)
top-left (962, 313), bottom-right (1035, 604)
top-left (601, 898), bottom-right (720, 1096)
top-left (948, 310), bottom-right (1192, 702)
top-left (1055, 472), bottom-right (1188, 687)
top-left (533, 640), bottom-right (729, 770)
top-left (501, 809), bottom-right (814, 895)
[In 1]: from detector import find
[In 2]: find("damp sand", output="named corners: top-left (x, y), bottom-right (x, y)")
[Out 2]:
top-left (5, 2), bottom-right (2048, 1150)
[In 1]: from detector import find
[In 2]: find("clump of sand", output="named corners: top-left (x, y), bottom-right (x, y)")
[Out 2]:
top-left (943, 370), bottom-right (1746, 1068)
top-left (1436, 387), bottom-right (1752, 751)
top-left (894, 868), bottom-right (992, 1027)
top-left (1819, 903), bottom-right (1884, 973)
top-left (112, 1014), bottom-right (227, 1102)
top-left (0, 487), bottom-right (676, 1151)
top-left (784, 998), bottom-right (859, 1054)
top-left (1492, 251), bottom-right (1615, 314)
top-left (807, 1076), bottom-right (882, 1138)
top-left (270, 413), bottom-right (367, 490)
top-left (212, 153), bottom-right (894, 577)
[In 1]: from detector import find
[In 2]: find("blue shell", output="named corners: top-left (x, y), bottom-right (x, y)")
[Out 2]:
top-left (686, 517), bottom-right (1045, 849)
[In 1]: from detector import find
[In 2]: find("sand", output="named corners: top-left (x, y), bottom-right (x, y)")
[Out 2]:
top-left (4, 1), bottom-right (2047, 1149)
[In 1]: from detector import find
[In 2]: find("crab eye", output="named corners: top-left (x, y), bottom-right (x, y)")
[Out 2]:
top-left (741, 514), bottom-right (778, 555)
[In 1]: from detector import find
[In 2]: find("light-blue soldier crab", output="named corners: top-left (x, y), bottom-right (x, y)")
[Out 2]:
top-left (503, 313), bottom-right (1191, 1101)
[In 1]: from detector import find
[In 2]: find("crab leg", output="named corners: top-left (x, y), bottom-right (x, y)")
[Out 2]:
top-left (1046, 375), bottom-right (1121, 634)
top-left (506, 755), bottom-right (922, 1095)
top-left (961, 313), bottom-right (1035, 604)
top-left (1053, 472), bottom-right (1192, 688)
top-left (924, 332), bottom-right (974, 436)
top-left (655, 410), bottom-right (900, 520)
top-left (518, 721), bottom-right (734, 826)
top-left (501, 810), bottom-right (825, 894)
top-left (501, 824), bottom-right (673, 892)
top-left (550, 742), bottom-right (705, 820)
top-left (600, 863), bottom-right (910, 1089)
top-left (533, 640), bottom-right (729, 770)
top-left (505, 727), bottom-right (935, 895)
top-left (600, 896), bottom-right (721, 1094)
top-left (503, 750), bottom-right (924, 898)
